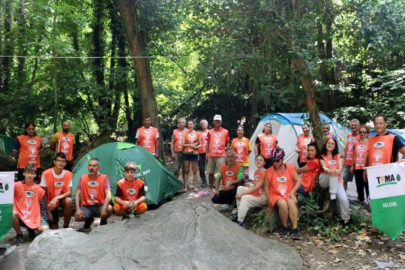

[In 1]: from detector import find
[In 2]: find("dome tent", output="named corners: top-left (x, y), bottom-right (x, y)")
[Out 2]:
top-left (72, 142), bottom-right (183, 206)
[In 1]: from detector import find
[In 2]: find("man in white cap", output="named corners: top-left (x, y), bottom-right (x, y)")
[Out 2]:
top-left (206, 115), bottom-right (230, 192)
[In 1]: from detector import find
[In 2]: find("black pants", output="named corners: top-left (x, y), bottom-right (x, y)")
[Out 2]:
top-left (198, 153), bottom-right (207, 186)
top-left (354, 169), bottom-right (369, 202)
top-left (211, 189), bottom-right (237, 205)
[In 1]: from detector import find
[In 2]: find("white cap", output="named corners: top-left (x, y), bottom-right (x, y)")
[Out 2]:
top-left (213, 115), bottom-right (222, 121)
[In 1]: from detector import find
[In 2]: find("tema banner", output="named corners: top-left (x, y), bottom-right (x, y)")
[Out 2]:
top-left (0, 172), bottom-right (15, 241)
top-left (366, 163), bottom-right (405, 240)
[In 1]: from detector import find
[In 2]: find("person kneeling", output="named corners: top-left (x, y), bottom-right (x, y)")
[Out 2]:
top-left (233, 154), bottom-right (268, 227)
top-left (114, 162), bottom-right (147, 219)
top-left (211, 150), bottom-right (243, 209)
top-left (265, 148), bottom-right (301, 240)
top-left (12, 164), bottom-right (49, 245)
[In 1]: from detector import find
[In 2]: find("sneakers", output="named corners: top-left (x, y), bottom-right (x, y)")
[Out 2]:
top-left (292, 228), bottom-right (300, 240)
top-left (12, 234), bottom-right (24, 246)
top-left (281, 227), bottom-right (289, 238)
top-left (236, 221), bottom-right (245, 227)
top-left (27, 228), bottom-right (36, 240)
top-left (230, 214), bottom-right (238, 222)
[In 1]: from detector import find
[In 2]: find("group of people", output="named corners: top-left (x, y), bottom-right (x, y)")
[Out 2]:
top-left (11, 121), bottom-right (148, 246)
top-left (166, 114), bottom-right (405, 240)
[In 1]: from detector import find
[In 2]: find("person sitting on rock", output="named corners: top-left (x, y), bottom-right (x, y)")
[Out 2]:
top-left (295, 143), bottom-right (320, 197)
top-left (233, 154), bottom-right (268, 227)
top-left (74, 158), bottom-right (113, 232)
top-left (12, 164), bottom-right (49, 246)
top-left (211, 150), bottom-right (244, 209)
top-left (265, 148), bottom-right (301, 240)
top-left (114, 162), bottom-right (147, 219)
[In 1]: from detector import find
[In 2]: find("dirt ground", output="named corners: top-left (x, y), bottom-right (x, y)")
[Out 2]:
top-left (2, 189), bottom-right (405, 270)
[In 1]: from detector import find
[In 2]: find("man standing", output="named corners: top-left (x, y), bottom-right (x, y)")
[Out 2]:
top-left (40, 152), bottom-right (73, 229)
top-left (50, 120), bottom-right (75, 171)
top-left (342, 119), bottom-right (360, 190)
top-left (74, 158), bottom-right (113, 231)
top-left (206, 115), bottom-right (230, 192)
top-left (14, 123), bottom-right (42, 182)
top-left (171, 118), bottom-right (188, 180)
top-left (198, 119), bottom-right (209, 188)
top-left (136, 116), bottom-right (159, 158)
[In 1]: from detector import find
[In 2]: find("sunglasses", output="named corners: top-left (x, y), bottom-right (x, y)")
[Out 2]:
top-left (359, 131), bottom-right (368, 134)
top-left (273, 158), bottom-right (281, 163)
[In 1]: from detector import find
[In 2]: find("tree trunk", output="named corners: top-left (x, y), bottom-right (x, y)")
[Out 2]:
top-left (116, 0), bottom-right (159, 128)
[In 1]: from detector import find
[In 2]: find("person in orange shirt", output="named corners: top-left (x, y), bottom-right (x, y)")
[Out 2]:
top-left (211, 150), bottom-right (244, 206)
top-left (322, 124), bottom-right (336, 141)
top-left (295, 124), bottom-right (315, 167)
top-left (265, 148), bottom-right (301, 240)
top-left (198, 119), bottom-right (209, 188)
top-left (296, 143), bottom-right (320, 197)
top-left (233, 154), bottom-right (267, 227)
top-left (231, 126), bottom-right (252, 185)
top-left (13, 123), bottom-right (42, 182)
top-left (50, 120), bottom-right (75, 171)
top-left (74, 158), bottom-right (113, 232)
top-left (136, 116), bottom-right (159, 158)
top-left (254, 122), bottom-right (277, 169)
top-left (171, 118), bottom-right (188, 180)
top-left (12, 164), bottom-right (49, 246)
top-left (182, 120), bottom-right (202, 192)
top-left (114, 162), bottom-right (147, 219)
top-left (342, 119), bottom-right (360, 190)
top-left (351, 126), bottom-right (370, 205)
top-left (40, 152), bottom-right (73, 229)
top-left (206, 114), bottom-right (230, 192)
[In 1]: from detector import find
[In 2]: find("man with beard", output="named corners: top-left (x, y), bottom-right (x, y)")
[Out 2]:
top-left (50, 120), bottom-right (75, 171)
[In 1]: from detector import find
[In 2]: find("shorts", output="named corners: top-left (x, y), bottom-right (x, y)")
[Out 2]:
top-left (20, 217), bottom-right (48, 229)
top-left (342, 165), bottom-right (354, 182)
top-left (114, 202), bottom-right (148, 213)
top-left (80, 205), bottom-right (104, 219)
top-left (207, 156), bottom-right (226, 174)
top-left (182, 154), bottom-right (198, 161)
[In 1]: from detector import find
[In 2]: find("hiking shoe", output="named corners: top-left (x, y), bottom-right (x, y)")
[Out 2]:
top-left (281, 227), bottom-right (289, 238)
top-left (236, 221), bottom-right (245, 227)
top-left (122, 214), bottom-right (130, 221)
top-left (12, 234), bottom-right (24, 246)
top-left (292, 228), bottom-right (300, 240)
top-left (83, 218), bottom-right (94, 229)
top-left (100, 219), bottom-right (107, 226)
top-left (27, 228), bottom-right (36, 240)
top-left (230, 213), bottom-right (238, 222)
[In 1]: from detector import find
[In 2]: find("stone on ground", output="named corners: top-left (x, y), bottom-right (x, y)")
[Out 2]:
top-left (25, 200), bottom-right (302, 270)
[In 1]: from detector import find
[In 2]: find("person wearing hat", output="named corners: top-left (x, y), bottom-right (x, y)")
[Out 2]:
top-left (206, 114), bottom-right (230, 192)
top-left (265, 147), bottom-right (301, 240)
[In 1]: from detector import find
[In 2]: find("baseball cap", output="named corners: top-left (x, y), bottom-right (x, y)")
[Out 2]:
top-left (213, 115), bottom-right (222, 121)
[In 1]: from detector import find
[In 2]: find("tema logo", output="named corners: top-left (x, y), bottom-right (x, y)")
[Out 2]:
top-left (88, 181), bottom-right (99, 187)
top-left (373, 141), bottom-right (385, 148)
top-left (126, 189), bottom-right (136, 195)
top-left (277, 176), bottom-right (287, 182)
top-left (0, 182), bottom-right (10, 193)
top-left (54, 181), bottom-right (64, 188)
top-left (376, 174), bottom-right (401, 187)
top-left (25, 191), bottom-right (34, 197)
top-left (226, 171), bottom-right (234, 177)
top-left (27, 139), bottom-right (37, 144)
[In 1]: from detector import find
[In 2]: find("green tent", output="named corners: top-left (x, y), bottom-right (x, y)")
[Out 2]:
top-left (72, 142), bottom-right (183, 205)
top-left (0, 135), bottom-right (15, 156)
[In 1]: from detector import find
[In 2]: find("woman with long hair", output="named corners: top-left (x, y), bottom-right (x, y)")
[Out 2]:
top-left (231, 126), bottom-right (252, 185)
top-left (254, 122), bottom-right (277, 169)
top-left (182, 120), bottom-right (202, 192)
top-left (295, 142), bottom-right (320, 197)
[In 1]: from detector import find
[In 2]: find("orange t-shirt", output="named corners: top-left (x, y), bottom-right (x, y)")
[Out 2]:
top-left (136, 126), bottom-right (159, 155)
top-left (56, 132), bottom-right (75, 161)
top-left (219, 163), bottom-right (241, 189)
top-left (257, 134), bottom-right (277, 159)
top-left (344, 134), bottom-right (360, 166)
top-left (266, 164), bottom-right (296, 207)
top-left (251, 170), bottom-right (266, 197)
top-left (199, 130), bottom-right (208, 154)
top-left (172, 128), bottom-right (188, 152)
top-left (207, 128), bottom-right (229, 157)
top-left (296, 134), bottom-right (314, 163)
top-left (13, 182), bottom-right (45, 229)
top-left (41, 168), bottom-right (73, 210)
top-left (183, 130), bottom-right (201, 155)
top-left (353, 141), bottom-right (368, 170)
top-left (368, 134), bottom-right (396, 166)
top-left (321, 154), bottom-right (342, 182)
top-left (231, 137), bottom-right (251, 165)
top-left (16, 135), bottom-right (42, 168)
top-left (116, 178), bottom-right (145, 202)
top-left (79, 174), bottom-right (109, 206)
top-left (300, 159), bottom-right (319, 192)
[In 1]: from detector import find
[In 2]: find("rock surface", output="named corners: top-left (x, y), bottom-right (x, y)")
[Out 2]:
top-left (25, 200), bottom-right (302, 270)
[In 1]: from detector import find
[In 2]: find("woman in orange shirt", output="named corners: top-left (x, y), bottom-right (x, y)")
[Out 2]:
top-left (296, 143), bottom-right (320, 196)
top-left (182, 120), bottom-right (202, 192)
top-left (231, 126), bottom-right (252, 185)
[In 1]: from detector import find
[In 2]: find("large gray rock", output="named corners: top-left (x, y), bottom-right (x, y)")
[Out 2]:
top-left (25, 201), bottom-right (302, 270)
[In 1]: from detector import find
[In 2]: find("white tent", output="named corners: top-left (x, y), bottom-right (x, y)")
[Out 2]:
top-left (248, 112), bottom-right (357, 197)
